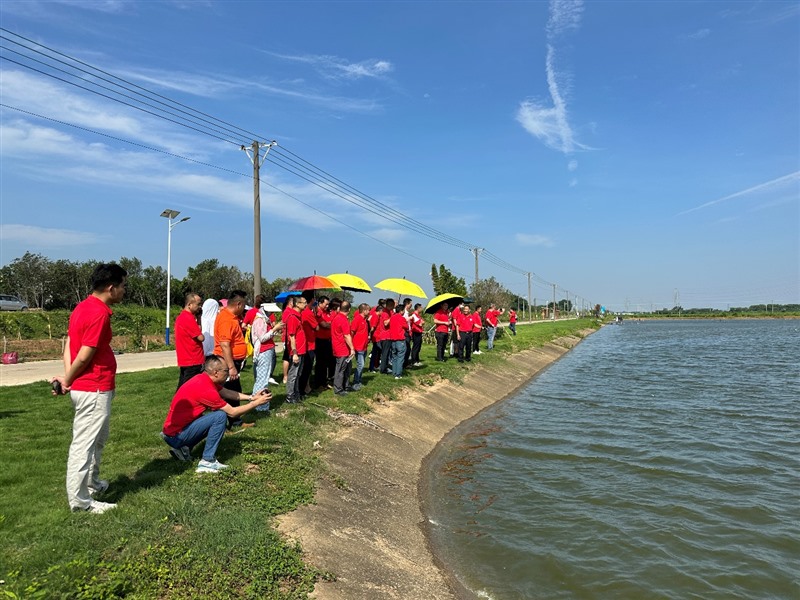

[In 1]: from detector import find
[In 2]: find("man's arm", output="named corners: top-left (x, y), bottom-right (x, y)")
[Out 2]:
top-left (52, 339), bottom-right (96, 393)
top-left (194, 333), bottom-right (205, 342)
top-left (344, 333), bottom-right (355, 357)
top-left (219, 341), bottom-right (238, 380)
top-left (219, 388), bottom-right (272, 417)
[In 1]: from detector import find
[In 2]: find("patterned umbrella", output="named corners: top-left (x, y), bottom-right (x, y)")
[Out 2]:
top-left (288, 275), bottom-right (341, 292)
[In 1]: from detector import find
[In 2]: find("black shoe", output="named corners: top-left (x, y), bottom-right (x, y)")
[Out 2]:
top-left (335, 390), bottom-right (348, 396)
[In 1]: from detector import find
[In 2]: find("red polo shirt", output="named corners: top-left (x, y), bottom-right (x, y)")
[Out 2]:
top-left (331, 312), bottom-right (352, 357)
top-left (455, 311), bottom-right (472, 333)
top-left (410, 312), bottom-right (424, 334)
top-left (485, 309), bottom-right (499, 327)
top-left (509, 310), bottom-right (517, 323)
top-left (351, 313), bottom-right (369, 352)
top-left (472, 313), bottom-right (483, 333)
top-left (301, 306), bottom-right (319, 351)
top-left (315, 306), bottom-right (333, 340)
top-left (388, 312), bottom-right (407, 341)
top-left (162, 372), bottom-right (227, 437)
top-left (174, 310), bottom-right (204, 367)
top-left (68, 295), bottom-right (116, 392)
top-left (433, 309), bottom-right (450, 333)
top-left (285, 310), bottom-right (306, 355)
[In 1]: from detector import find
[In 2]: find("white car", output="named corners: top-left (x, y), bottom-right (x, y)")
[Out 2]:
top-left (0, 295), bottom-right (28, 311)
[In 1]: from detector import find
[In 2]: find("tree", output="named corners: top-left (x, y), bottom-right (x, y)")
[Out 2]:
top-left (430, 264), bottom-right (467, 296)
top-left (181, 259), bottom-right (250, 302)
top-left (469, 276), bottom-right (514, 310)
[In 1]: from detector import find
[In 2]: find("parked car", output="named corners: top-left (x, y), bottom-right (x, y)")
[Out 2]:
top-left (0, 295), bottom-right (28, 311)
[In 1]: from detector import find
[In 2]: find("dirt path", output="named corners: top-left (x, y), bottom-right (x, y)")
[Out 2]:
top-left (278, 332), bottom-right (593, 599)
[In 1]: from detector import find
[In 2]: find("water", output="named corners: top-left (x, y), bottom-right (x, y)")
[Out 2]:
top-left (424, 319), bottom-right (800, 599)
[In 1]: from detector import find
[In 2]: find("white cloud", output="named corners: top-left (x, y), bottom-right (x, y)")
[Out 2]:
top-left (569, 178), bottom-right (578, 187)
top-left (268, 52), bottom-right (394, 82)
top-left (516, 45), bottom-right (586, 154)
top-left (547, 0), bottom-right (585, 39)
top-left (688, 28), bottom-right (711, 39)
top-left (0, 224), bottom-right (109, 248)
top-left (568, 159), bottom-right (578, 171)
top-left (678, 171), bottom-right (800, 215)
top-left (515, 233), bottom-right (554, 247)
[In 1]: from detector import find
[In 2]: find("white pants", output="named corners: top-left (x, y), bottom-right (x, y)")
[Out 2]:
top-left (66, 389), bottom-right (114, 510)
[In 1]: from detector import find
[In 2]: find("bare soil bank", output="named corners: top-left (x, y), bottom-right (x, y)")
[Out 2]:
top-left (278, 330), bottom-right (595, 599)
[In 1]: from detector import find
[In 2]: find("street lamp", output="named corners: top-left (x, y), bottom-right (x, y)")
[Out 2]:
top-left (160, 209), bottom-right (190, 345)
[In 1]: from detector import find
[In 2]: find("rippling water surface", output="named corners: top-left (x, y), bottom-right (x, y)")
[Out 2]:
top-left (424, 319), bottom-right (800, 599)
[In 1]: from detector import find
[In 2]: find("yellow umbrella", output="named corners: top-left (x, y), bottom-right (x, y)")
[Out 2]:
top-left (425, 293), bottom-right (464, 314)
top-left (327, 273), bottom-right (372, 293)
top-left (374, 277), bottom-right (428, 299)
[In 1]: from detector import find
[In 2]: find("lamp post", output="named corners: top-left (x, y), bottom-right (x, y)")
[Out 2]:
top-left (160, 209), bottom-right (190, 345)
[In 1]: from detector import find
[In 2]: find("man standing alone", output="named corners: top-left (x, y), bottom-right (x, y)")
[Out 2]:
top-left (174, 292), bottom-right (205, 390)
top-left (51, 263), bottom-right (127, 513)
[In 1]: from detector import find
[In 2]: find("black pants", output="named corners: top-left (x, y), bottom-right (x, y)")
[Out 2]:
top-left (435, 332), bottom-right (449, 361)
top-left (177, 363), bottom-right (203, 391)
top-left (379, 339), bottom-right (392, 373)
top-left (473, 330), bottom-right (481, 352)
top-left (299, 349), bottom-right (315, 394)
top-left (459, 332), bottom-right (473, 362)
top-left (403, 333), bottom-right (412, 367)
top-left (369, 341), bottom-right (381, 371)
top-left (223, 359), bottom-right (244, 425)
top-left (410, 332), bottom-right (422, 364)
top-left (314, 339), bottom-right (333, 387)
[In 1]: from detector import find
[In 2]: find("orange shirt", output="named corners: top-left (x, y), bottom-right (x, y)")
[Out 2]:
top-left (213, 309), bottom-right (247, 360)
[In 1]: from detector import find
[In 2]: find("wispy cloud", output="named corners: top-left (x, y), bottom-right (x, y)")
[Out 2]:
top-left (678, 171), bottom-right (800, 215)
top-left (515, 233), bottom-right (555, 247)
top-left (0, 224), bottom-right (109, 248)
top-left (688, 28), bottom-right (711, 39)
top-left (268, 52), bottom-right (394, 82)
top-left (568, 159), bottom-right (578, 171)
top-left (516, 1), bottom-right (586, 155)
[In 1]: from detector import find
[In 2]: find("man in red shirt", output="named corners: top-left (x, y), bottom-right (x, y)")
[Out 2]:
top-left (433, 303), bottom-right (451, 362)
top-left (313, 296), bottom-right (333, 389)
top-left (51, 263), bottom-right (127, 514)
top-left (330, 299), bottom-right (356, 395)
top-left (285, 296), bottom-right (307, 403)
top-left (299, 295), bottom-right (319, 397)
top-left (450, 301), bottom-right (463, 357)
top-left (484, 304), bottom-right (505, 350)
top-left (472, 305), bottom-right (484, 355)
top-left (455, 304), bottom-right (473, 363)
top-left (388, 304), bottom-right (408, 378)
top-left (350, 303), bottom-right (370, 390)
top-left (508, 308), bottom-right (518, 336)
top-left (174, 292), bottom-right (205, 390)
top-left (379, 299), bottom-right (396, 374)
top-left (409, 303), bottom-right (425, 366)
top-left (368, 299), bottom-right (385, 372)
top-left (161, 355), bottom-right (271, 473)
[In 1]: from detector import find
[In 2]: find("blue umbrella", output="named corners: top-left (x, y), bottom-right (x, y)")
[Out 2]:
top-left (275, 290), bottom-right (302, 303)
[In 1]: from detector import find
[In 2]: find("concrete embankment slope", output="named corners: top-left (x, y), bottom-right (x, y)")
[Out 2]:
top-left (278, 331), bottom-right (594, 600)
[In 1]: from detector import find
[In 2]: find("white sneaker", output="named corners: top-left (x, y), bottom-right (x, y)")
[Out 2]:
top-left (196, 459), bottom-right (229, 474)
top-left (474, 350), bottom-right (481, 355)
top-left (268, 377), bottom-right (279, 385)
top-left (84, 500), bottom-right (117, 514)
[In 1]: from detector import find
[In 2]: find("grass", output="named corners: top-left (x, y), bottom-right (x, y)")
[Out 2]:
top-left (0, 318), bottom-right (598, 599)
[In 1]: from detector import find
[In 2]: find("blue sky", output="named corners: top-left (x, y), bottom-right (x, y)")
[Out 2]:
top-left (1, 0), bottom-right (798, 311)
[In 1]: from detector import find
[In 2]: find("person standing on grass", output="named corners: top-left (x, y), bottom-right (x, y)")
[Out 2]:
top-left (350, 303), bottom-right (370, 390)
top-left (51, 263), bottom-right (127, 514)
top-left (388, 304), bottom-right (408, 379)
top-left (508, 308), bottom-right (517, 335)
top-left (433, 302), bottom-right (450, 362)
top-left (285, 296), bottom-right (307, 403)
top-left (175, 292), bottom-right (205, 390)
top-left (214, 290), bottom-right (249, 426)
top-left (299, 294), bottom-right (319, 396)
top-left (331, 299), bottom-right (356, 395)
top-left (378, 299), bottom-right (396, 374)
top-left (250, 303), bottom-right (283, 413)
top-left (484, 304), bottom-right (504, 350)
top-left (409, 303), bottom-right (425, 366)
top-left (200, 298), bottom-right (220, 357)
top-left (161, 355), bottom-right (271, 473)
top-left (368, 299), bottom-right (385, 372)
top-left (313, 296), bottom-right (333, 389)
top-left (456, 304), bottom-right (473, 362)
top-left (472, 305), bottom-right (483, 355)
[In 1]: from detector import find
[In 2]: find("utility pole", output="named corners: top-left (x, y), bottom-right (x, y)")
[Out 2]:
top-left (527, 272), bottom-right (532, 322)
top-left (552, 283), bottom-right (556, 321)
top-left (472, 248), bottom-right (483, 286)
top-left (242, 140), bottom-right (277, 298)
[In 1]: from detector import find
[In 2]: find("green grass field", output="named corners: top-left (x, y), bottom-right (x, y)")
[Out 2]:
top-left (0, 319), bottom-right (598, 599)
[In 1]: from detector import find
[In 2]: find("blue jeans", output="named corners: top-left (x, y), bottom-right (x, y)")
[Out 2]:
top-left (163, 410), bottom-right (227, 461)
top-left (391, 340), bottom-right (406, 376)
top-left (353, 350), bottom-right (366, 385)
top-left (486, 326), bottom-right (497, 350)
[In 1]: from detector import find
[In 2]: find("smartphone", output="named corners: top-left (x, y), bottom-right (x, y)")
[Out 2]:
top-left (52, 380), bottom-right (63, 395)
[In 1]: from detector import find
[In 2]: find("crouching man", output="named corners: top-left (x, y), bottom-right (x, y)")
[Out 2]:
top-left (161, 354), bottom-right (271, 474)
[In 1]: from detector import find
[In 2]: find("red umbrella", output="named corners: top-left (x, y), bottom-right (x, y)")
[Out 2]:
top-left (288, 275), bottom-right (341, 292)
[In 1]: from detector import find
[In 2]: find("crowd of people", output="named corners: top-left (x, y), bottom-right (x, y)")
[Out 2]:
top-left (52, 263), bottom-right (519, 512)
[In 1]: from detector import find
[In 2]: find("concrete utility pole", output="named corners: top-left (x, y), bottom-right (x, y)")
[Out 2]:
top-left (527, 272), bottom-right (532, 322)
top-left (552, 283), bottom-right (557, 321)
top-left (472, 248), bottom-right (483, 285)
top-left (242, 140), bottom-right (277, 298)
